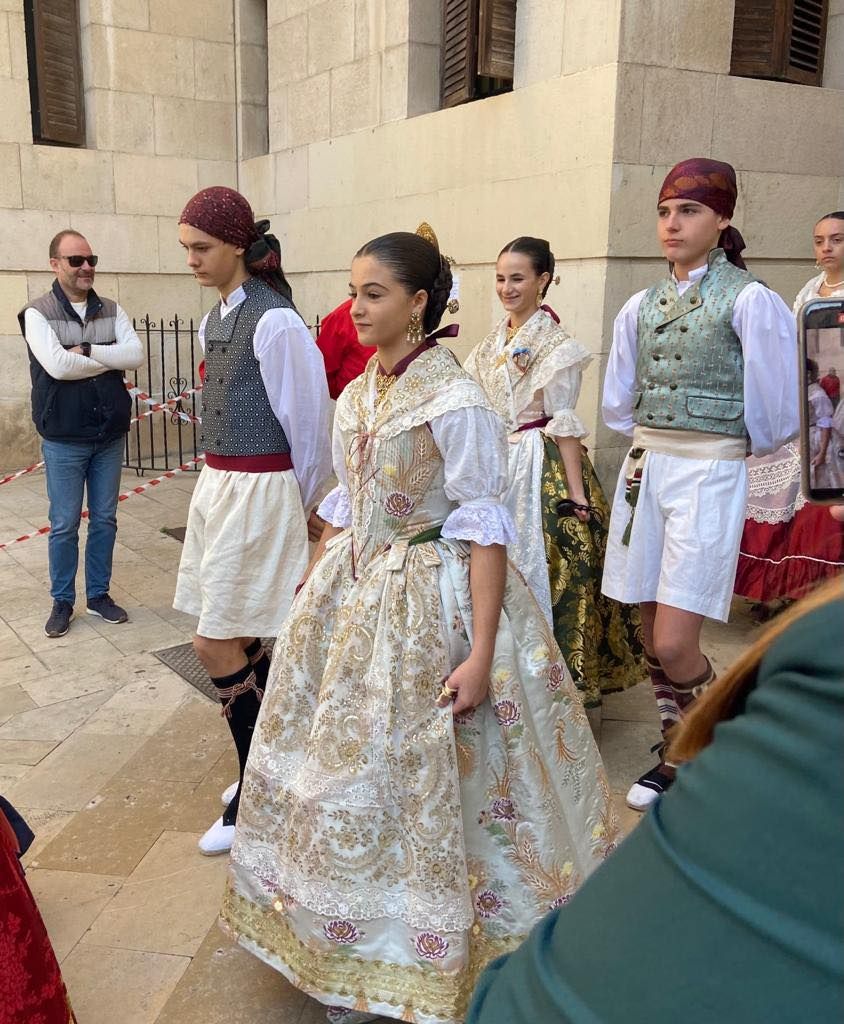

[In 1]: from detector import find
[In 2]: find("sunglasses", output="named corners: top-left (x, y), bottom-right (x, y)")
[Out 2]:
top-left (58, 255), bottom-right (98, 267)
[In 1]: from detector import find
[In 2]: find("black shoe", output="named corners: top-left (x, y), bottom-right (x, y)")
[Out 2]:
top-left (44, 601), bottom-right (74, 638)
top-left (86, 594), bottom-right (128, 624)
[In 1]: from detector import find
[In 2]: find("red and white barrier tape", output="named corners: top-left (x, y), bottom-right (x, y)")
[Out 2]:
top-left (0, 403), bottom-right (201, 488)
top-left (124, 379), bottom-right (203, 407)
top-left (0, 455), bottom-right (205, 551)
top-left (0, 460), bottom-right (45, 487)
top-left (132, 402), bottom-right (201, 426)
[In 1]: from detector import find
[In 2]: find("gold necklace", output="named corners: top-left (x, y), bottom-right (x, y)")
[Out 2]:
top-left (375, 372), bottom-right (396, 403)
top-left (505, 324), bottom-right (519, 343)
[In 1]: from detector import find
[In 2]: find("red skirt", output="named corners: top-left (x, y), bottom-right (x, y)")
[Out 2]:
top-left (735, 446), bottom-right (844, 601)
top-left (0, 815), bottom-right (76, 1024)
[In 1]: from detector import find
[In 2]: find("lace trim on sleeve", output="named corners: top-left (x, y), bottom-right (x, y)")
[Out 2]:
top-left (544, 409), bottom-right (588, 439)
top-left (317, 485), bottom-right (351, 528)
top-left (441, 499), bottom-right (516, 546)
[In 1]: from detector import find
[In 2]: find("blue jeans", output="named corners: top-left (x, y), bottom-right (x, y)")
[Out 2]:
top-left (42, 436), bottom-right (125, 605)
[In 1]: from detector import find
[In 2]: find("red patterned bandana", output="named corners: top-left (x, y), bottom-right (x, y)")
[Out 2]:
top-left (179, 186), bottom-right (257, 248)
top-left (179, 186), bottom-right (287, 289)
top-left (658, 158), bottom-right (746, 268)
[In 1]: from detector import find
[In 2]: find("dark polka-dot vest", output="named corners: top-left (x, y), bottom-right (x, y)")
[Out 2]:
top-left (201, 277), bottom-right (295, 457)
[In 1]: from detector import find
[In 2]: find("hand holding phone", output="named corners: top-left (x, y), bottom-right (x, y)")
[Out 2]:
top-left (798, 299), bottom-right (844, 503)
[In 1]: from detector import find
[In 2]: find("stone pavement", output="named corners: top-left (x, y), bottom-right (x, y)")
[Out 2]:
top-left (0, 468), bottom-right (756, 1023)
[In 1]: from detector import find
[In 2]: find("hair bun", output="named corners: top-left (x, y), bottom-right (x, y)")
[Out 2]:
top-left (424, 254), bottom-right (453, 334)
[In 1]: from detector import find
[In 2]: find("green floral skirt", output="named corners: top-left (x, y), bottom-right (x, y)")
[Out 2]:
top-left (541, 437), bottom-right (644, 707)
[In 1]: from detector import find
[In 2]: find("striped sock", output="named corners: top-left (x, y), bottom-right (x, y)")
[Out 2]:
top-left (646, 654), bottom-right (681, 739)
top-left (671, 657), bottom-right (715, 714)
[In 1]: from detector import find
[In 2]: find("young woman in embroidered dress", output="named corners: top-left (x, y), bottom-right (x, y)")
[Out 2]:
top-left (221, 226), bottom-right (618, 1024)
top-left (464, 238), bottom-right (643, 712)
top-left (735, 212), bottom-right (844, 617)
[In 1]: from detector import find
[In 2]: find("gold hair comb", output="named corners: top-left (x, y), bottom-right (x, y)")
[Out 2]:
top-left (415, 222), bottom-right (439, 250)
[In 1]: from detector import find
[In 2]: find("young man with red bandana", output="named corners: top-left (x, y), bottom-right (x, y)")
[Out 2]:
top-left (173, 187), bottom-right (331, 854)
top-left (601, 158), bottom-right (799, 810)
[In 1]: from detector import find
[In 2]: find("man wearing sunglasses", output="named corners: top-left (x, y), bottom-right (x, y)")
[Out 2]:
top-left (18, 229), bottom-right (143, 638)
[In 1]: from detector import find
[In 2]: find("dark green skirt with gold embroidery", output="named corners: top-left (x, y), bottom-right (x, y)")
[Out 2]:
top-left (541, 437), bottom-right (644, 707)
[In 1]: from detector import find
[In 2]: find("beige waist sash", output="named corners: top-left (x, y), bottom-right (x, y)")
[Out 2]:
top-left (632, 425), bottom-right (748, 461)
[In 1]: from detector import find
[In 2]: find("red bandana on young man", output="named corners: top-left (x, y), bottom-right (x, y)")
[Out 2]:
top-left (658, 158), bottom-right (747, 269)
top-left (179, 186), bottom-right (286, 288)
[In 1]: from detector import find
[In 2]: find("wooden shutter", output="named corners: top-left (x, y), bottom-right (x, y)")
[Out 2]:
top-left (441, 0), bottom-right (479, 108)
top-left (27, 0), bottom-right (85, 145)
top-left (786, 0), bottom-right (828, 84)
top-left (731, 0), bottom-right (828, 86)
top-left (477, 0), bottom-right (517, 80)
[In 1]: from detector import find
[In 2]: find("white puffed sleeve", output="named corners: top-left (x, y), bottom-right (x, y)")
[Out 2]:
top-left (542, 357), bottom-right (590, 439)
top-left (602, 290), bottom-right (647, 437)
top-left (316, 417), bottom-right (352, 527)
top-left (432, 405), bottom-right (516, 546)
top-left (733, 282), bottom-right (800, 455)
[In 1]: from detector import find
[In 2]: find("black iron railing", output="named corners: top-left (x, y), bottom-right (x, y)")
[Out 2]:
top-left (126, 313), bottom-right (322, 475)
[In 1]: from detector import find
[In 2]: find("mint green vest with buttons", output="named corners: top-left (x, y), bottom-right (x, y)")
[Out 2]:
top-left (634, 249), bottom-right (753, 437)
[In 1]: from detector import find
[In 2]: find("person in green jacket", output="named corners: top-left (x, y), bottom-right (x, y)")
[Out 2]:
top-left (467, 575), bottom-right (844, 1024)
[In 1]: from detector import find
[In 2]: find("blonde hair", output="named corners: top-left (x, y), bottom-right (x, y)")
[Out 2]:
top-left (669, 577), bottom-right (843, 764)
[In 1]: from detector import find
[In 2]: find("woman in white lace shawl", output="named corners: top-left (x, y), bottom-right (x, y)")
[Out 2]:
top-left (465, 237), bottom-right (643, 711)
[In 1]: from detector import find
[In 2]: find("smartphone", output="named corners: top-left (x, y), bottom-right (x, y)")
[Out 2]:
top-left (799, 298), bottom-right (844, 503)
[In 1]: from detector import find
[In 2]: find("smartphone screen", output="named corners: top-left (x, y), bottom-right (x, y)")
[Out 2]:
top-left (799, 298), bottom-right (844, 503)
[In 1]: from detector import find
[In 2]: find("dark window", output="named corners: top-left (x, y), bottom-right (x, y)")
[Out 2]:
top-left (24, 0), bottom-right (85, 146)
top-left (731, 0), bottom-right (829, 86)
top-left (441, 0), bottom-right (516, 109)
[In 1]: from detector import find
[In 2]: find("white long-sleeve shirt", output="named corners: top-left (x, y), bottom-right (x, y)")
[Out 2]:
top-left (24, 301), bottom-right (143, 381)
top-left (602, 263), bottom-right (799, 457)
top-left (198, 284), bottom-right (332, 511)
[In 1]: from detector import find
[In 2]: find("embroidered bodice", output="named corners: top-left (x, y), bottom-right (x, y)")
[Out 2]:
top-left (320, 345), bottom-right (515, 559)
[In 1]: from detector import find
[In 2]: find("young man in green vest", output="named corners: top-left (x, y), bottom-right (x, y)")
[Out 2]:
top-left (600, 158), bottom-right (799, 810)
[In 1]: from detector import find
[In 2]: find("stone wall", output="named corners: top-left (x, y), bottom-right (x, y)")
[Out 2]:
top-left (249, 0), bottom-right (625, 485)
top-left (825, 0), bottom-right (844, 90)
top-left (0, 0), bottom-right (255, 468)
top-left (250, 0), bottom-right (844, 486)
top-left (266, 0), bottom-right (441, 149)
top-left (1, 0), bottom-right (843, 482)
top-left (598, 0), bottom-right (844, 481)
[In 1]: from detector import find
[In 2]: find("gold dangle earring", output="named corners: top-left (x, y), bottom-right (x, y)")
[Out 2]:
top-left (406, 310), bottom-right (424, 346)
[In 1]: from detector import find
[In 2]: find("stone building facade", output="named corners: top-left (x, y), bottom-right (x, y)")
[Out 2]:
top-left (1, 0), bottom-right (843, 482)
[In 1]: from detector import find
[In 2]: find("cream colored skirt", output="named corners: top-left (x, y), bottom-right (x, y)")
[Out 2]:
top-left (173, 464), bottom-right (309, 639)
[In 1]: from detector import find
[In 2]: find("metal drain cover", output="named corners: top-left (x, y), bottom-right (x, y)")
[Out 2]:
top-left (152, 639), bottom-right (275, 702)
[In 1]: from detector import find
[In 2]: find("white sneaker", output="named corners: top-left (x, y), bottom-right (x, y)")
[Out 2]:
top-left (625, 763), bottom-right (676, 812)
top-left (220, 781), bottom-right (239, 806)
top-left (625, 781), bottom-right (662, 812)
top-left (198, 816), bottom-right (235, 856)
